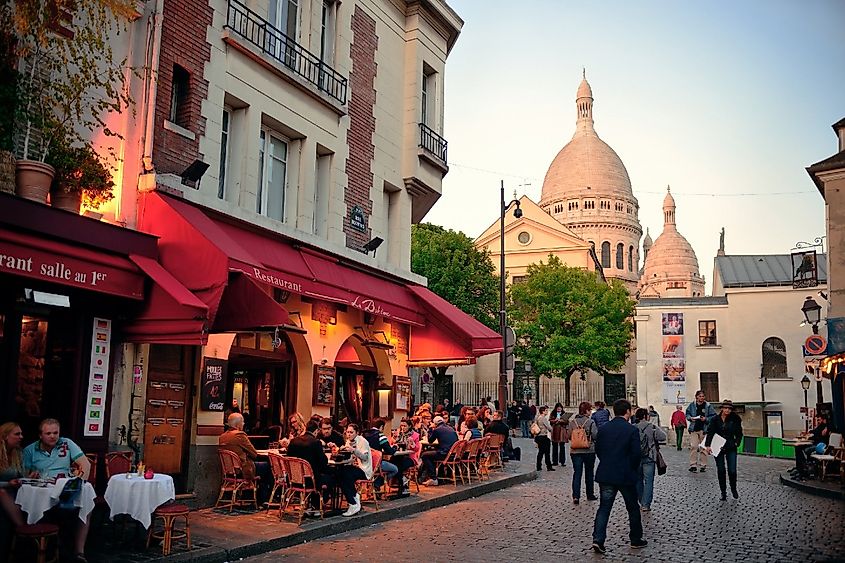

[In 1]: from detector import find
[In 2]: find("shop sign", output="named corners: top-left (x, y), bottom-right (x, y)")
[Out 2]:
top-left (83, 318), bottom-right (112, 437)
top-left (349, 206), bottom-right (367, 233)
top-left (0, 242), bottom-right (144, 299)
top-left (791, 250), bottom-right (819, 289)
top-left (200, 358), bottom-right (227, 411)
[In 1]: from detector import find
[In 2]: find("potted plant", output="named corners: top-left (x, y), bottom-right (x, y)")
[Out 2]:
top-left (9, 0), bottom-right (135, 203)
top-left (48, 138), bottom-right (115, 213)
top-left (0, 4), bottom-right (18, 195)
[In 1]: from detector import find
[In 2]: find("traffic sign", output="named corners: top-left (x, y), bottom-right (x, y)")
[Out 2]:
top-left (804, 334), bottom-right (827, 355)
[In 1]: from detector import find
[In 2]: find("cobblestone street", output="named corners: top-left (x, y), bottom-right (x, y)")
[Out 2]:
top-left (243, 439), bottom-right (845, 563)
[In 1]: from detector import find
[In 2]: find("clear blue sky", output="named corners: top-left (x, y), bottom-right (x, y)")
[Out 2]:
top-left (427, 0), bottom-right (844, 288)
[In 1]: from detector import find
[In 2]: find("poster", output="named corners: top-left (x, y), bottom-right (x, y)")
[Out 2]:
top-left (313, 365), bottom-right (336, 407)
top-left (394, 376), bottom-right (411, 411)
top-left (83, 318), bottom-right (111, 437)
top-left (661, 313), bottom-right (686, 404)
top-left (200, 358), bottom-right (227, 411)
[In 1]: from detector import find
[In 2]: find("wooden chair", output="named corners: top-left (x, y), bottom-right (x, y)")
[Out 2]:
top-left (84, 453), bottom-right (98, 486)
top-left (461, 439), bottom-right (485, 483)
top-left (485, 433), bottom-right (505, 472)
top-left (105, 451), bottom-right (133, 478)
top-left (476, 435), bottom-right (492, 479)
top-left (11, 524), bottom-right (59, 563)
top-left (435, 440), bottom-right (467, 487)
top-left (146, 503), bottom-right (191, 556)
top-left (215, 449), bottom-right (259, 512)
top-left (266, 451), bottom-right (288, 513)
top-left (812, 433), bottom-right (842, 481)
top-left (404, 463), bottom-right (422, 494)
top-left (355, 449), bottom-right (382, 510)
top-left (280, 456), bottom-right (324, 525)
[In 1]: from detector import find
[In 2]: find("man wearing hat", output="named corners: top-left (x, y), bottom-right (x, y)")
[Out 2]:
top-left (420, 415), bottom-right (458, 486)
top-left (704, 400), bottom-right (744, 501)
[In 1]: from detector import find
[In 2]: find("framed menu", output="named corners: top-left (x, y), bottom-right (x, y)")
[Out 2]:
top-left (313, 365), bottom-right (336, 407)
top-left (200, 358), bottom-right (227, 411)
top-left (394, 376), bottom-right (411, 411)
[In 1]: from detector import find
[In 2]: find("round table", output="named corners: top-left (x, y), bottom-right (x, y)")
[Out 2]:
top-left (104, 473), bottom-right (175, 529)
top-left (15, 478), bottom-right (97, 525)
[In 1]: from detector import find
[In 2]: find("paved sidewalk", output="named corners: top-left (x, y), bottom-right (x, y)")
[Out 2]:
top-left (86, 454), bottom-right (536, 563)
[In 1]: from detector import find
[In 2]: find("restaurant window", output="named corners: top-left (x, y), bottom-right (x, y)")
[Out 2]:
top-left (762, 337), bottom-right (787, 379)
top-left (698, 320), bottom-right (717, 346)
top-left (169, 64), bottom-right (190, 127)
top-left (600, 241), bottom-right (610, 268)
top-left (615, 243), bottom-right (624, 269)
top-left (257, 128), bottom-right (289, 222)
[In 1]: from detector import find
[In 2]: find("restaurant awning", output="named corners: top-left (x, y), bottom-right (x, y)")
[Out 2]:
top-left (407, 285), bottom-right (503, 364)
top-left (213, 272), bottom-right (289, 331)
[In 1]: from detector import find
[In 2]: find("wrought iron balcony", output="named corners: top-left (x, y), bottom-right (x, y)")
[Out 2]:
top-left (419, 123), bottom-right (447, 164)
top-left (226, 0), bottom-right (347, 105)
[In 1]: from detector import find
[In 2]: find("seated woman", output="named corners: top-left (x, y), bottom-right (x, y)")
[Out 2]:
top-left (288, 412), bottom-right (307, 440)
top-left (461, 416), bottom-right (483, 441)
top-left (0, 422), bottom-right (25, 527)
top-left (336, 424), bottom-right (371, 517)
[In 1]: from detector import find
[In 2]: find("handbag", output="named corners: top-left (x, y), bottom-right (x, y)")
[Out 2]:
top-left (656, 446), bottom-right (667, 475)
top-left (530, 422), bottom-right (541, 436)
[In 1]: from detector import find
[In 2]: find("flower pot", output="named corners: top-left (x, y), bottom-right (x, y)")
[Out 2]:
top-left (51, 189), bottom-right (82, 213)
top-left (15, 160), bottom-right (55, 203)
top-left (0, 151), bottom-right (15, 195)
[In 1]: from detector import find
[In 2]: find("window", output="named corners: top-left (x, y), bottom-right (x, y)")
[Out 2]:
top-left (257, 128), bottom-right (289, 222)
top-left (319, 0), bottom-right (336, 63)
top-left (511, 276), bottom-right (526, 284)
top-left (169, 65), bottom-right (190, 127)
top-left (517, 231), bottom-right (531, 244)
top-left (615, 243), bottom-right (624, 269)
top-left (313, 151), bottom-right (331, 236)
top-left (270, 0), bottom-right (298, 39)
top-left (628, 245), bottom-right (633, 272)
top-left (762, 337), bottom-right (787, 379)
top-left (700, 372), bottom-right (719, 403)
top-left (217, 108), bottom-right (230, 199)
top-left (698, 320), bottom-right (717, 346)
top-left (421, 65), bottom-right (436, 126)
top-left (601, 242), bottom-right (610, 268)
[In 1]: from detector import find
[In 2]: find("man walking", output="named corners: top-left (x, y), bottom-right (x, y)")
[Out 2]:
top-left (685, 390), bottom-right (716, 472)
top-left (670, 405), bottom-right (687, 451)
top-left (591, 399), bottom-right (647, 553)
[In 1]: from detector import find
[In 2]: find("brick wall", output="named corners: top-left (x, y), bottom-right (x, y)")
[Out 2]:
top-left (152, 0), bottom-right (213, 175)
top-left (343, 6), bottom-right (378, 251)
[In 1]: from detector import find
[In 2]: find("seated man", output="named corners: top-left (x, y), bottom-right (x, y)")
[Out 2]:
top-left (484, 410), bottom-right (519, 460)
top-left (795, 415), bottom-right (830, 478)
top-left (318, 417), bottom-right (345, 448)
top-left (22, 418), bottom-right (91, 563)
top-left (287, 420), bottom-right (334, 510)
top-left (363, 418), bottom-right (410, 496)
top-left (219, 413), bottom-right (272, 503)
top-left (420, 416), bottom-right (458, 486)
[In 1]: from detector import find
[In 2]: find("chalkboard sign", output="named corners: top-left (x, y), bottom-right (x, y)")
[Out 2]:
top-left (200, 358), bottom-right (227, 411)
top-left (313, 364), bottom-right (336, 407)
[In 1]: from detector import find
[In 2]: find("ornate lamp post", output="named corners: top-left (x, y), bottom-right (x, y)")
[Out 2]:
top-left (499, 180), bottom-right (522, 415)
top-left (800, 296), bottom-right (825, 403)
top-left (800, 374), bottom-right (811, 432)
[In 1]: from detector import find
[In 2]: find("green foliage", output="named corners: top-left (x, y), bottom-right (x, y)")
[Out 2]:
top-left (47, 139), bottom-right (114, 209)
top-left (9, 0), bottom-right (137, 161)
top-left (508, 255), bottom-right (635, 379)
top-left (410, 223), bottom-right (499, 331)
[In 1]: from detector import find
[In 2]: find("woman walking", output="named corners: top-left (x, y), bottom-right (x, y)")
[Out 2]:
top-left (634, 408), bottom-right (666, 511)
top-left (533, 406), bottom-right (554, 471)
top-left (705, 400), bottom-right (744, 501)
top-left (550, 403), bottom-right (569, 467)
top-left (568, 402), bottom-right (597, 504)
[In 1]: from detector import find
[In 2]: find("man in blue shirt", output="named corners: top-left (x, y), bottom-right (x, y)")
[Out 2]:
top-left (420, 416), bottom-right (458, 486)
top-left (22, 418), bottom-right (91, 562)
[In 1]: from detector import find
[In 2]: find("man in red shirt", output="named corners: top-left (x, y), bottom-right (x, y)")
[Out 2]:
top-left (670, 405), bottom-right (687, 451)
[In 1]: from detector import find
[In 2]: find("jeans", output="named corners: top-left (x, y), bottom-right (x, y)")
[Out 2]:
top-left (520, 420), bottom-right (530, 438)
top-left (421, 451), bottom-right (446, 481)
top-left (674, 426), bottom-right (685, 450)
top-left (592, 483), bottom-right (643, 545)
top-left (552, 442), bottom-right (566, 465)
top-left (337, 465), bottom-right (366, 504)
top-left (715, 449), bottom-right (738, 493)
top-left (254, 461), bottom-right (273, 503)
top-left (571, 452), bottom-right (595, 499)
top-left (381, 461), bottom-right (398, 481)
top-left (535, 435), bottom-right (552, 469)
top-left (637, 459), bottom-right (656, 508)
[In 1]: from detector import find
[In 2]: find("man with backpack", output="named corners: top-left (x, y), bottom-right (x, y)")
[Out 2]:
top-left (568, 401), bottom-right (598, 504)
top-left (634, 408), bottom-right (666, 511)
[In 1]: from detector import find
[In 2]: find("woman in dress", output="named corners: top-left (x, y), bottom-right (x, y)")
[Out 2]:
top-left (705, 400), bottom-right (744, 501)
top-left (568, 402), bottom-right (598, 504)
top-left (0, 422), bottom-right (25, 526)
top-left (550, 402), bottom-right (569, 467)
top-left (533, 406), bottom-right (554, 472)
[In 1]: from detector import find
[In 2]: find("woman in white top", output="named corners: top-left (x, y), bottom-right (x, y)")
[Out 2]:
top-left (533, 406), bottom-right (554, 472)
top-left (338, 423), bottom-right (371, 516)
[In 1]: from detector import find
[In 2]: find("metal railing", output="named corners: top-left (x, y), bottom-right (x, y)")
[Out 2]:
top-left (419, 123), bottom-right (447, 163)
top-left (226, 0), bottom-right (347, 105)
top-left (452, 381), bottom-right (511, 408)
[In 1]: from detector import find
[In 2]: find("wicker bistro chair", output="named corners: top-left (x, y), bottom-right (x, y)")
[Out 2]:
top-left (215, 449), bottom-right (259, 512)
top-left (280, 456), bottom-right (324, 525)
top-left (484, 433), bottom-right (505, 472)
top-left (476, 435), bottom-right (492, 479)
top-left (812, 433), bottom-right (843, 481)
top-left (11, 524), bottom-right (59, 563)
top-left (435, 440), bottom-right (467, 487)
top-left (266, 452), bottom-right (288, 513)
top-left (146, 503), bottom-right (191, 556)
top-left (105, 451), bottom-right (133, 478)
top-left (354, 449), bottom-right (382, 510)
top-left (461, 439), bottom-right (485, 483)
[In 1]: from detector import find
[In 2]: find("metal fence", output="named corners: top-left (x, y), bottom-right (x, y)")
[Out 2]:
top-left (419, 123), bottom-right (448, 163)
top-left (539, 379), bottom-right (604, 407)
top-left (452, 381), bottom-right (511, 408)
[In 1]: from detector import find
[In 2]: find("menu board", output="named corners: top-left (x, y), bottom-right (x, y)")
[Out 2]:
top-left (313, 365), bottom-right (336, 407)
top-left (83, 318), bottom-right (111, 437)
top-left (200, 358), bottom-right (227, 411)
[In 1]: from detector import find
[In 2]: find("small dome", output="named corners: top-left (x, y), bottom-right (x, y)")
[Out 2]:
top-left (663, 187), bottom-right (675, 208)
top-left (643, 227), bottom-right (653, 248)
top-left (577, 77), bottom-right (592, 99)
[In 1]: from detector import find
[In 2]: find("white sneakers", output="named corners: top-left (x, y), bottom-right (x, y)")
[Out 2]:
top-left (343, 493), bottom-right (362, 517)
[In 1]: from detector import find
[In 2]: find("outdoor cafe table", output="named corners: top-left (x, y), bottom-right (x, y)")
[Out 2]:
top-left (15, 478), bottom-right (97, 525)
top-left (104, 473), bottom-right (175, 529)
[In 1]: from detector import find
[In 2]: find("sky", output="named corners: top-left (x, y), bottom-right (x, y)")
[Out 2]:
top-left (426, 0), bottom-right (845, 290)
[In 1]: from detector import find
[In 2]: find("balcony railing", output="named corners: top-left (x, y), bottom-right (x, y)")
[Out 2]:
top-left (419, 123), bottom-right (447, 164)
top-left (226, 0), bottom-right (347, 105)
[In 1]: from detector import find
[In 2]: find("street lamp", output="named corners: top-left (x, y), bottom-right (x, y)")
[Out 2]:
top-left (499, 180), bottom-right (522, 415)
top-left (800, 374), bottom-right (811, 432)
top-left (801, 297), bottom-right (822, 334)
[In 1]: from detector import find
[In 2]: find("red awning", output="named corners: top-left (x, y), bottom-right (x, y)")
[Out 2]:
top-left (213, 272), bottom-right (289, 331)
top-left (123, 254), bottom-right (209, 345)
top-left (407, 285), bottom-right (503, 363)
top-left (0, 227), bottom-right (144, 300)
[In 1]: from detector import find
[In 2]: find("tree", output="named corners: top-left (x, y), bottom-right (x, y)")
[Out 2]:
top-left (509, 255), bottom-right (635, 383)
top-left (410, 223), bottom-right (499, 397)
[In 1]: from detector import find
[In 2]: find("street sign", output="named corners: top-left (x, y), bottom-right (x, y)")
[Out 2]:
top-left (804, 334), bottom-right (827, 355)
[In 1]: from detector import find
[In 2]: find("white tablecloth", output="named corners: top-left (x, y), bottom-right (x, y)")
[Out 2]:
top-left (104, 473), bottom-right (175, 529)
top-left (15, 479), bottom-right (97, 525)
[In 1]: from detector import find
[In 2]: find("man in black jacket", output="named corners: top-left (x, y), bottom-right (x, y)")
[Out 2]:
top-left (591, 399), bottom-right (646, 553)
top-left (486, 410), bottom-right (520, 461)
top-left (287, 420), bottom-right (334, 509)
